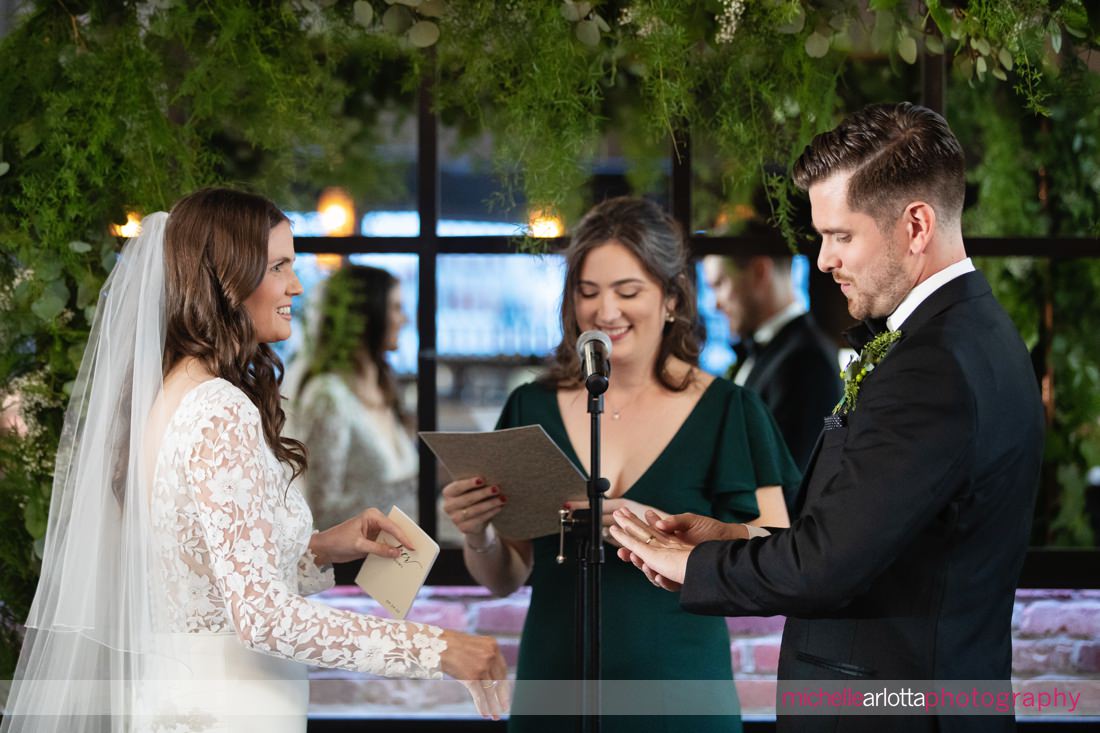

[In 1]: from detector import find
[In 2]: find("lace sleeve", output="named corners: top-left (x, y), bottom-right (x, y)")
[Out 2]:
top-left (297, 377), bottom-right (352, 531)
top-left (185, 393), bottom-right (446, 678)
top-left (298, 534), bottom-right (335, 596)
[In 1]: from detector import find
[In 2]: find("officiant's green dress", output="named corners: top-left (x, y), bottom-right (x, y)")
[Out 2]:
top-left (497, 379), bottom-right (801, 733)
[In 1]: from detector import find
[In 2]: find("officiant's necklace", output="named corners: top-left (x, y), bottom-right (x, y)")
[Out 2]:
top-left (604, 385), bottom-right (649, 420)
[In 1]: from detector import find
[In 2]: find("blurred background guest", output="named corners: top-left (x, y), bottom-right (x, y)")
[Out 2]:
top-left (290, 264), bottom-right (418, 530)
top-left (702, 254), bottom-right (841, 485)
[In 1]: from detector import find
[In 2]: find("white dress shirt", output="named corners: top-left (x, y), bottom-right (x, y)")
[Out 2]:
top-left (886, 258), bottom-right (975, 332)
top-left (734, 300), bottom-right (808, 386)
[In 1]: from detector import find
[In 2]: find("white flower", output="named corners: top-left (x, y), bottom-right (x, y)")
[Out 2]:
top-left (419, 648), bottom-right (441, 670)
top-left (716, 0), bottom-right (745, 44)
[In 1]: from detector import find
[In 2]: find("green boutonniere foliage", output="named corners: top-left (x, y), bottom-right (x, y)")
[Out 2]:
top-left (834, 330), bottom-right (903, 415)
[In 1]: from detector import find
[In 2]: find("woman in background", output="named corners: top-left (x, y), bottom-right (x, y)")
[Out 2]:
top-left (441, 196), bottom-right (800, 733)
top-left (291, 265), bottom-right (418, 530)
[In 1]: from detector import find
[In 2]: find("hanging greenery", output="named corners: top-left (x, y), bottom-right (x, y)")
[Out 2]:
top-left (0, 0), bottom-right (404, 677)
top-left (1, 0), bottom-right (1098, 677)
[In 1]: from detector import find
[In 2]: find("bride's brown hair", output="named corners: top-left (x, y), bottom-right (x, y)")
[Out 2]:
top-left (163, 187), bottom-right (307, 480)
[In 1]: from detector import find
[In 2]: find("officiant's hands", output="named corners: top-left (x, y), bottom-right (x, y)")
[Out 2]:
top-left (441, 476), bottom-right (507, 539)
top-left (440, 630), bottom-right (511, 719)
top-left (310, 507), bottom-right (416, 566)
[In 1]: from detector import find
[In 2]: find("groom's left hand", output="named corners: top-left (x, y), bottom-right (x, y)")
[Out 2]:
top-left (311, 507), bottom-right (415, 566)
top-left (609, 508), bottom-right (693, 591)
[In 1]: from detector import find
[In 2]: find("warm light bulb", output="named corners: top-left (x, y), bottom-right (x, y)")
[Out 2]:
top-left (528, 209), bottom-right (564, 238)
top-left (314, 253), bottom-right (343, 271)
top-left (110, 212), bottom-right (142, 238)
top-left (317, 187), bottom-right (356, 237)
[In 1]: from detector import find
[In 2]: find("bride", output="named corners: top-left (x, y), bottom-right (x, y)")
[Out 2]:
top-left (1, 188), bottom-right (508, 732)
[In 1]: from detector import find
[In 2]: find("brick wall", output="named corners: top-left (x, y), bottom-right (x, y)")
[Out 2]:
top-left (309, 586), bottom-right (1100, 716)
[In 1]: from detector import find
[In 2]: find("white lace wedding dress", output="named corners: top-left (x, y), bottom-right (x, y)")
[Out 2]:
top-left (141, 378), bottom-right (446, 732)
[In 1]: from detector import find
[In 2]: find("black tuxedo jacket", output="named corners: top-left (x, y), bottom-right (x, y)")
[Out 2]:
top-left (682, 272), bottom-right (1044, 732)
top-left (736, 313), bottom-right (842, 482)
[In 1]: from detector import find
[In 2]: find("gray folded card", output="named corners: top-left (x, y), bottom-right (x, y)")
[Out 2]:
top-left (419, 425), bottom-right (588, 540)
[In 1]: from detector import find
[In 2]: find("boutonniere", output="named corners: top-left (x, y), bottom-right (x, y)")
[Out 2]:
top-left (833, 330), bottom-right (903, 415)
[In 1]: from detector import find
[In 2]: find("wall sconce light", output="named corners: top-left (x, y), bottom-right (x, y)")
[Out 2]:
top-left (528, 208), bottom-right (564, 238)
top-left (314, 253), bottom-right (344, 271)
top-left (318, 187), bottom-right (356, 237)
top-left (110, 212), bottom-right (142, 238)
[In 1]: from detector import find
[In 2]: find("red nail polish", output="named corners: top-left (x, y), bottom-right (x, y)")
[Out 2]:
top-left (474, 477), bottom-right (484, 486)
top-left (490, 486), bottom-right (499, 494)
top-left (500, 496), bottom-right (507, 503)
top-left (563, 502), bottom-right (571, 509)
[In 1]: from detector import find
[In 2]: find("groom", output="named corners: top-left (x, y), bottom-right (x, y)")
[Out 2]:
top-left (610, 102), bottom-right (1043, 732)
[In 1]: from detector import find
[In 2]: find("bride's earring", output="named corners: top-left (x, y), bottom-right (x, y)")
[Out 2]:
top-left (665, 312), bottom-right (675, 323)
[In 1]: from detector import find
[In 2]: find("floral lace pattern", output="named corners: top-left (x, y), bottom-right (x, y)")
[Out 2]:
top-left (150, 378), bottom-right (445, 678)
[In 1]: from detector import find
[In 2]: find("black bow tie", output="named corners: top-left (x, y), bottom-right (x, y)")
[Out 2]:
top-left (843, 317), bottom-right (889, 351)
top-left (732, 336), bottom-right (756, 365)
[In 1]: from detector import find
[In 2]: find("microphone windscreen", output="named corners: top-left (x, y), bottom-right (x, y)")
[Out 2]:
top-left (576, 330), bottom-right (612, 357)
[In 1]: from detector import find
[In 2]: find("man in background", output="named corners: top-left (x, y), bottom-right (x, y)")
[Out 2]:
top-left (702, 254), bottom-right (841, 484)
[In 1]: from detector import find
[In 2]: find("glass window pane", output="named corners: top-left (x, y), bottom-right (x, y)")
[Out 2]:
top-left (438, 115), bottom-right (671, 236)
top-left (695, 255), bottom-right (814, 377)
top-left (980, 256), bottom-right (1099, 549)
top-left (283, 97), bottom-right (420, 237)
top-left (434, 253), bottom-right (564, 545)
top-left (276, 253), bottom-right (421, 535)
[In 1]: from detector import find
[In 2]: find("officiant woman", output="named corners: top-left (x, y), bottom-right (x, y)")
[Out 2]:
top-left (441, 195), bottom-right (801, 733)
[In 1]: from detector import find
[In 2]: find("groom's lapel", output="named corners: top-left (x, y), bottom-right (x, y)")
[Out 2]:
top-left (794, 271), bottom-right (991, 516)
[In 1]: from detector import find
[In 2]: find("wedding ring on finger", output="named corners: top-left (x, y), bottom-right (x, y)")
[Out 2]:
top-left (645, 534), bottom-right (655, 545)
top-left (461, 508), bottom-right (468, 519)
top-left (480, 680), bottom-right (499, 689)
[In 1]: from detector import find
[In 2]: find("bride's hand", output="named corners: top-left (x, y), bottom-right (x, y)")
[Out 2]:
top-left (310, 507), bottom-right (415, 566)
top-left (440, 630), bottom-right (511, 719)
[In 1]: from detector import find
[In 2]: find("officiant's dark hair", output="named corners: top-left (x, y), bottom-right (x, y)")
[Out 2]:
top-left (542, 196), bottom-right (702, 392)
top-left (792, 102), bottom-right (965, 230)
top-left (163, 187), bottom-right (307, 481)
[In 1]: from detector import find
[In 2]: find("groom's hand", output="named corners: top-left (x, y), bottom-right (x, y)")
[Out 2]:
top-left (655, 512), bottom-right (749, 545)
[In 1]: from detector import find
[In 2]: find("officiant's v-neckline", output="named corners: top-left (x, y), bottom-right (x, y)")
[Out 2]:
top-left (550, 378), bottom-right (721, 499)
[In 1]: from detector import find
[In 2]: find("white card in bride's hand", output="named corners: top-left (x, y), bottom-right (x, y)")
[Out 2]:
top-left (355, 506), bottom-right (439, 619)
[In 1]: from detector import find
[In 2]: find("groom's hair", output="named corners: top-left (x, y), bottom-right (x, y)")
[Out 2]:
top-left (792, 102), bottom-right (965, 230)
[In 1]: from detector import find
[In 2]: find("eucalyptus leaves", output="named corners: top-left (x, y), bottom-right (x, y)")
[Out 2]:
top-left (353, 0), bottom-right (446, 48)
top-left (560, 2), bottom-right (611, 48)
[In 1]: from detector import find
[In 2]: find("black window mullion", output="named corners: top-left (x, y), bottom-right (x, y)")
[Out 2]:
top-left (416, 61), bottom-right (440, 540)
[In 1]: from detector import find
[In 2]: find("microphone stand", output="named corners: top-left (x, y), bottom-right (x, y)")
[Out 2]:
top-left (578, 373), bottom-right (609, 733)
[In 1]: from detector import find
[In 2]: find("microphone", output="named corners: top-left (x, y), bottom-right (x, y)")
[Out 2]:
top-left (576, 330), bottom-right (612, 395)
